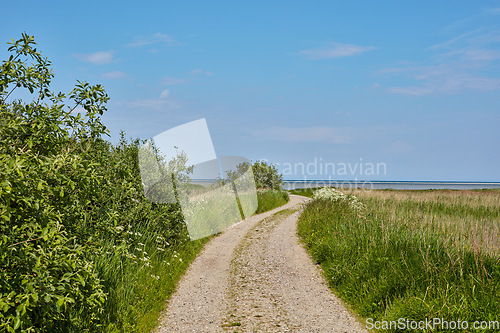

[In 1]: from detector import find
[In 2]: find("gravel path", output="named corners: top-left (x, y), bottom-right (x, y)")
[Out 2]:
top-left (155, 195), bottom-right (367, 332)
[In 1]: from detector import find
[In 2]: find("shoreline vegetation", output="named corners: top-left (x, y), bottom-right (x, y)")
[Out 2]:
top-left (292, 187), bottom-right (499, 332)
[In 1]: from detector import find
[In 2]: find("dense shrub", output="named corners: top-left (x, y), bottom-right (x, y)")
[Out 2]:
top-left (251, 160), bottom-right (284, 190)
top-left (0, 34), bottom-right (191, 332)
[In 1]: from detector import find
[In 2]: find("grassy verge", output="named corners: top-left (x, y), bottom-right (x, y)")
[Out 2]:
top-left (123, 189), bottom-right (288, 332)
top-left (297, 188), bottom-right (500, 332)
top-left (289, 187), bottom-right (317, 198)
top-left (255, 190), bottom-right (290, 214)
top-left (99, 234), bottom-right (210, 333)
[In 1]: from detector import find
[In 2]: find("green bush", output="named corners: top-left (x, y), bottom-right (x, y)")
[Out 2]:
top-left (0, 34), bottom-right (111, 332)
top-left (251, 161), bottom-right (283, 190)
top-left (0, 34), bottom-right (198, 332)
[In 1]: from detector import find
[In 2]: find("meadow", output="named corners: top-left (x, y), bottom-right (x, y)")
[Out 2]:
top-left (293, 187), bottom-right (500, 332)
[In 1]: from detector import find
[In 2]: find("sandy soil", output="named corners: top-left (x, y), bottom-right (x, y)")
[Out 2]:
top-left (155, 195), bottom-right (367, 332)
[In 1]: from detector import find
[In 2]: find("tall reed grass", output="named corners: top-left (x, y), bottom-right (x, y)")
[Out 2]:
top-left (297, 188), bottom-right (499, 332)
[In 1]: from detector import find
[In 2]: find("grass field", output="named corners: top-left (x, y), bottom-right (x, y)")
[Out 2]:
top-left (295, 187), bottom-right (500, 332)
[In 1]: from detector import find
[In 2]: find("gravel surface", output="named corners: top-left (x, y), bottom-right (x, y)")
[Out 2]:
top-left (155, 195), bottom-right (367, 332)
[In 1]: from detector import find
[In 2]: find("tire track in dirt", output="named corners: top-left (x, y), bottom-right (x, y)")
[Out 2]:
top-left (156, 195), bottom-right (367, 332)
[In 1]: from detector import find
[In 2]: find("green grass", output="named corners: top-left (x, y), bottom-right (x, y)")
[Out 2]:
top-left (79, 199), bottom-right (212, 333)
top-left (255, 190), bottom-right (290, 214)
top-left (289, 187), bottom-right (317, 198)
top-left (113, 189), bottom-right (289, 332)
top-left (297, 188), bottom-right (500, 332)
top-left (134, 239), bottom-right (210, 333)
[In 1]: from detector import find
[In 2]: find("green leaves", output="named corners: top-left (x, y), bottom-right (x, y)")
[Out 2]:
top-left (0, 34), bottom-right (110, 332)
top-left (1, 33), bottom-right (54, 105)
top-left (0, 34), bottom-right (192, 332)
top-left (251, 160), bottom-right (284, 190)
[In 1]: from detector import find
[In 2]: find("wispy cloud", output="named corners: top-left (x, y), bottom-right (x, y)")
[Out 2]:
top-left (162, 76), bottom-right (188, 85)
top-left (427, 29), bottom-right (484, 50)
top-left (385, 66), bottom-right (500, 96)
top-left (101, 71), bottom-right (126, 79)
top-left (385, 86), bottom-right (433, 96)
top-left (127, 33), bottom-right (179, 47)
top-left (485, 8), bottom-right (500, 14)
top-left (74, 51), bottom-right (113, 64)
top-left (428, 29), bottom-right (500, 61)
top-left (383, 27), bottom-right (500, 95)
top-left (251, 126), bottom-right (352, 144)
top-left (298, 42), bottom-right (375, 59)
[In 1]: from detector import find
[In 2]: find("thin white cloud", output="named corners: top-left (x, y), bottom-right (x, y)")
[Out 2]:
top-left (74, 51), bottom-right (113, 64)
top-left (298, 43), bottom-right (375, 59)
top-left (428, 29), bottom-right (484, 50)
top-left (127, 33), bottom-right (178, 47)
top-left (159, 89), bottom-right (170, 99)
top-left (162, 76), bottom-right (188, 85)
top-left (101, 71), bottom-right (126, 79)
top-left (385, 67), bottom-right (500, 96)
top-left (383, 26), bottom-right (500, 95)
top-left (385, 86), bottom-right (433, 96)
top-left (463, 49), bottom-right (500, 61)
top-left (428, 28), bottom-right (500, 60)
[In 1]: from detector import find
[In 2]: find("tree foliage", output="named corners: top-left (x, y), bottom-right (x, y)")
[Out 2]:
top-left (0, 34), bottom-right (188, 332)
top-left (251, 160), bottom-right (284, 190)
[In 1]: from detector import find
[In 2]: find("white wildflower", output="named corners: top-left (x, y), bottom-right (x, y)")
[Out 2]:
top-left (312, 187), bottom-right (346, 201)
top-left (312, 187), bottom-right (366, 213)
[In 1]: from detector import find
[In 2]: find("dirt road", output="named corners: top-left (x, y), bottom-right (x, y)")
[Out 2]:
top-left (155, 195), bottom-right (367, 332)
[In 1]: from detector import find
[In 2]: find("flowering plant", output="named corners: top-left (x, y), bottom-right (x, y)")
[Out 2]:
top-left (312, 187), bottom-right (366, 212)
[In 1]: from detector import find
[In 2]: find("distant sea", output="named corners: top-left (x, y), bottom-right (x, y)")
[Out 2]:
top-left (283, 180), bottom-right (500, 190)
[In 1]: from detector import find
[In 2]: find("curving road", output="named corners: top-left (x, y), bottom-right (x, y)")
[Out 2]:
top-left (155, 195), bottom-right (367, 332)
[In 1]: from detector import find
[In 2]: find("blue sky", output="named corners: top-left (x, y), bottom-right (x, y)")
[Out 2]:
top-left (2, 1), bottom-right (500, 181)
